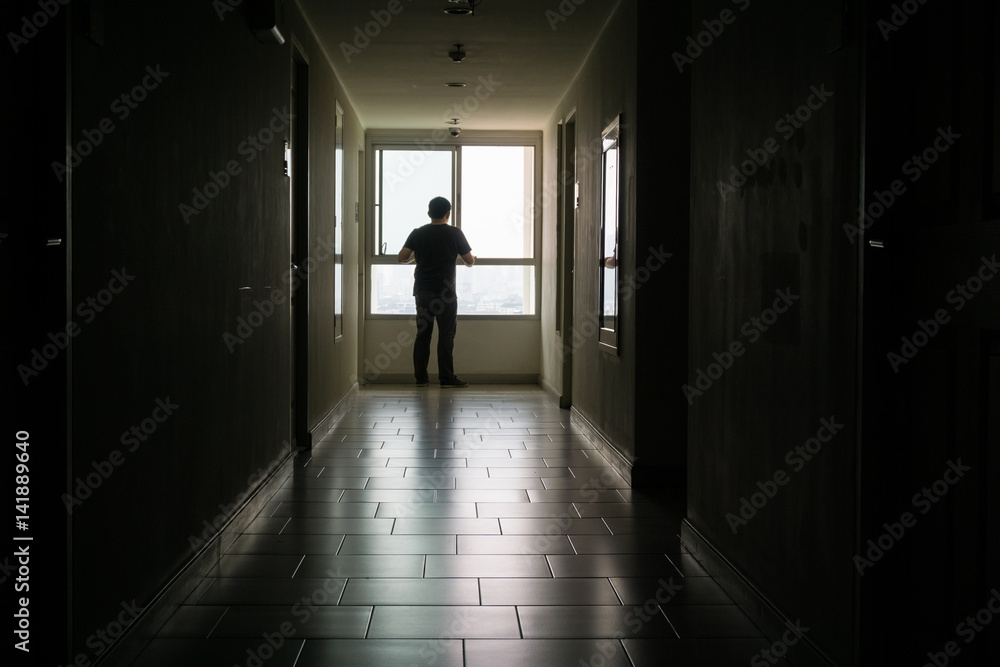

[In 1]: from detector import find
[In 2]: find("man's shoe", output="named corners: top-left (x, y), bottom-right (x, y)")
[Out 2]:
top-left (416, 381), bottom-right (429, 387)
top-left (440, 377), bottom-right (469, 388)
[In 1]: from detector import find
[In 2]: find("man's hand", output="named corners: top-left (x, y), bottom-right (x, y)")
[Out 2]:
top-left (398, 247), bottom-right (415, 264)
top-left (461, 252), bottom-right (476, 267)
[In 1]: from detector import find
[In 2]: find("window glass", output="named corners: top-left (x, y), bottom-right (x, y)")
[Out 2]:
top-left (460, 146), bottom-right (534, 258)
top-left (379, 150), bottom-right (453, 255)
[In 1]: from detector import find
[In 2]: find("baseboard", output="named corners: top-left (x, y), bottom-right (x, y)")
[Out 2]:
top-left (365, 374), bottom-right (538, 385)
top-left (569, 407), bottom-right (634, 484)
top-left (313, 381), bottom-right (360, 440)
top-left (680, 520), bottom-right (838, 667)
top-left (537, 375), bottom-right (570, 408)
top-left (95, 449), bottom-right (299, 666)
top-left (97, 384), bottom-right (362, 666)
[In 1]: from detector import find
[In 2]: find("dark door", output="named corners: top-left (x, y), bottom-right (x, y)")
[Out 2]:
top-left (290, 51), bottom-right (310, 450)
top-left (859, 2), bottom-right (1000, 662)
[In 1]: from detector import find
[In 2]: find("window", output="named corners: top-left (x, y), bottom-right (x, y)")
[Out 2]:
top-left (334, 103), bottom-right (344, 341)
top-left (599, 117), bottom-right (620, 353)
top-left (367, 137), bottom-right (540, 317)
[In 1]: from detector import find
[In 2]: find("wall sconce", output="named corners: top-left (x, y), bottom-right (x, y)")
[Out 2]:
top-left (250, 0), bottom-right (286, 44)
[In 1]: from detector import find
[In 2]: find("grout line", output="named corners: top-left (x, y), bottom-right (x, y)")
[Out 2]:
top-left (205, 606), bottom-right (230, 639)
top-left (363, 606), bottom-right (374, 639)
top-left (314, 466), bottom-right (325, 478)
top-left (335, 535), bottom-right (346, 555)
top-left (514, 605), bottom-right (525, 639)
top-left (289, 553), bottom-right (307, 579)
top-left (290, 639), bottom-right (306, 667)
top-left (268, 502), bottom-right (282, 518)
top-left (567, 534), bottom-right (580, 555)
top-left (608, 577), bottom-right (625, 605)
top-left (335, 577), bottom-right (347, 605)
top-left (661, 606), bottom-right (681, 639)
top-left (277, 517), bottom-right (292, 535)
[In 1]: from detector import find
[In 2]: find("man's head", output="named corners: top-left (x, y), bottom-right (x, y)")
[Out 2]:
top-left (428, 196), bottom-right (452, 221)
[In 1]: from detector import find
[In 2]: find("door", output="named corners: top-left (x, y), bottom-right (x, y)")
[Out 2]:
top-left (859, 3), bottom-right (999, 661)
top-left (557, 114), bottom-right (577, 407)
top-left (290, 50), bottom-right (310, 450)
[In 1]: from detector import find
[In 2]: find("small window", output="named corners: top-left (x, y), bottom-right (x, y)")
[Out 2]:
top-left (367, 139), bottom-right (539, 317)
top-left (599, 117), bottom-right (620, 353)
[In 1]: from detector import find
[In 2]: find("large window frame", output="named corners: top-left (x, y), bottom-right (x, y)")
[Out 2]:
top-left (364, 130), bottom-right (543, 320)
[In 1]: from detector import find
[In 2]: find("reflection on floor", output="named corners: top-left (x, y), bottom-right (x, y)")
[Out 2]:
top-left (135, 385), bottom-right (781, 666)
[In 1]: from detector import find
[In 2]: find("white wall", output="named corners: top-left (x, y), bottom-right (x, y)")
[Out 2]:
top-left (362, 318), bottom-right (540, 382)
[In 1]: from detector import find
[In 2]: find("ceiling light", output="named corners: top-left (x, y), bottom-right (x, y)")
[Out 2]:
top-left (448, 44), bottom-right (466, 62)
top-left (445, 82), bottom-right (467, 87)
top-left (444, 0), bottom-right (478, 15)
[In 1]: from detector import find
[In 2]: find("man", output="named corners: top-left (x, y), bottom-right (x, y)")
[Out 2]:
top-left (397, 196), bottom-right (476, 388)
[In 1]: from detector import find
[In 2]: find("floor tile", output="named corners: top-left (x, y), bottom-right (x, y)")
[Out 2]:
top-left (610, 576), bottom-right (733, 605)
top-left (499, 518), bottom-right (611, 535)
top-left (364, 477), bottom-right (457, 490)
top-left (296, 554), bottom-right (424, 578)
top-left (132, 638), bottom-right (303, 667)
top-left (294, 639), bottom-right (463, 666)
top-left (529, 489), bottom-right (627, 503)
top-left (210, 605), bottom-right (373, 638)
top-left (393, 518), bottom-right (501, 535)
top-left (623, 638), bottom-right (781, 666)
top-left (480, 578), bottom-right (621, 605)
top-left (518, 605), bottom-right (678, 639)
top-left (424, 554), bottom-right (552, 577)
top-left (465, 639), bottom-right (632, 666)
top-left (209, 554), bottom-right (304, 578)
top-left (547, 554), bottom-right (678, 578)
top-left (375, 502), bottom-right (477, 518)
top-left (196, 577), bottom-right (347, 605)
top-left (476, 502), bottom-right (579, 518)
top-left (457, 535), bottom-right (575, 555)
top-left (142, 386), bottom-right (763, 665)
top-left (568, 533), bottom-right (685, 554)
top-left (573, 502), bottom-right (671, 518)
top-left (268, 502), bottom-right (378, 518)
top-left (367, 605), bottom-right (520, 638)
top-left (338, 534), bottom-right (456, 555)
top-left (225, 534), bottom-right (345, 554)
top-left (340, 578), bottom-right (479, 605)
top-left (436, 489), bottom-right (531, 503)
top-left (279, 518), bottom-right (395, 535)
top-left (456, 477), bottom-right (546, 490)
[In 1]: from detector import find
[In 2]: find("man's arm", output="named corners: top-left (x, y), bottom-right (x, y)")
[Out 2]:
top-left (460, 251), bottom-right (476, 267)
top-left (398, 247), bottom-right (415, 264)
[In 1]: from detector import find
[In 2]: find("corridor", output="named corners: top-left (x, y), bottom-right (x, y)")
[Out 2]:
top-left (134, 386), bottom-right (771, 666)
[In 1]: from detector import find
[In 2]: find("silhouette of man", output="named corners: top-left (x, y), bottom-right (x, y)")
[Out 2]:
top-left (397, 196), bottom-right (476, 387)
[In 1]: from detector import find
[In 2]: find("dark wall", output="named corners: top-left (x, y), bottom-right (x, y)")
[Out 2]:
top-left (860, 1), bottom-right (1000, 661)
top-left (634, 4), bottom-right (691, 483)
top-left (547, 0), bottom-right (638, 464)
top-left (67, 1), bottom-right (357, 653)
top-left (686, 0), bottom-right (861, 662)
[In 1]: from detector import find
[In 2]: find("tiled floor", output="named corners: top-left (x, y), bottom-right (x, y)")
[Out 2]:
top-left (135, 385), bottom-right (776, 666)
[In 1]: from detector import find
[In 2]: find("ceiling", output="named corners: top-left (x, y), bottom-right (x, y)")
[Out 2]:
top-left (294, 0), bottom-right (622, 131)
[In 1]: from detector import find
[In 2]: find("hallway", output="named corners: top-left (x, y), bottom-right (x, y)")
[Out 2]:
top-left (134, 386), bottom-right (772, 666)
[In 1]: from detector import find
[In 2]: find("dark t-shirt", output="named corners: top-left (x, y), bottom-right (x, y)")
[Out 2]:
top-left (404, 223), bottom-right (472, 296)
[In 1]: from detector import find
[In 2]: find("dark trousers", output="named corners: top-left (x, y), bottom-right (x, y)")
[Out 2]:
top-left (414, 291), bottom-right (458, 383)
